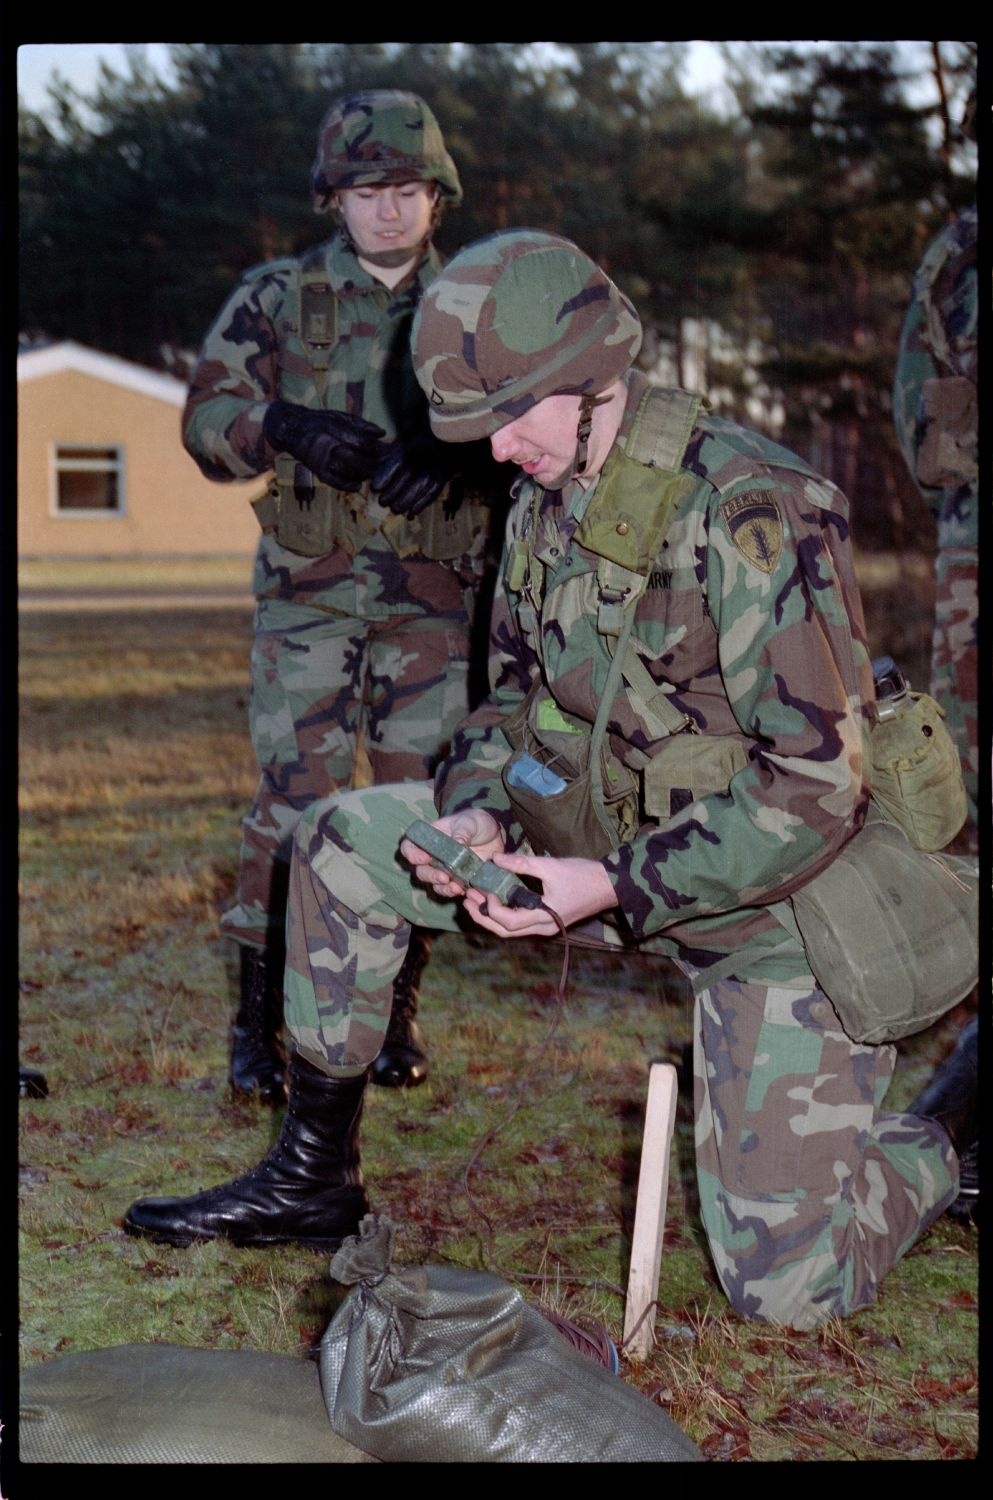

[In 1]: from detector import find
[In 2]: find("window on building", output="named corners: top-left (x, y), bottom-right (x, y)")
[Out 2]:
top-left (53, 445), bottom-right (124, 515)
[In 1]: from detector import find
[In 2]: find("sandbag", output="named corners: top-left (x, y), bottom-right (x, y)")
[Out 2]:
top-left (320, 1215), bottom-right (702, 1463)
top-left (19, 1343), bottom-right (378, 1464)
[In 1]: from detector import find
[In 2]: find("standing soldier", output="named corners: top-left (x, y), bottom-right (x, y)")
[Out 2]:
top-left (893, 204), bottom-right (978, 847)
top-left (182, 90), bottom-right (493, 1100)
top-left (127, 232), bottom-right (976, 1321)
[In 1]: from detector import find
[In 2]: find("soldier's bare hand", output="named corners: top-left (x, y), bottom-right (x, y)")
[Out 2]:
top-left (400, 810), bottom-right (504, 900)
top-left (464, 853), bottom-right (617, 939)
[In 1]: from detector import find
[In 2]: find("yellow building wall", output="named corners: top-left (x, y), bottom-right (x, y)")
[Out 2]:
top-left (18, 369), bottom-right (261, 558)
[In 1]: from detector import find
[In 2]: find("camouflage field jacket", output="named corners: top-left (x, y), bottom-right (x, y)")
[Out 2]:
top-left (435, 372), bottom-right (876, 972)
top-left (182, 234), bottom-right (487, 616)
top-left (893, 205), bottom-right (978, 551)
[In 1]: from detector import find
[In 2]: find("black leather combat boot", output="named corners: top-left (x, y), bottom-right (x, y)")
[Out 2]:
top-left (18, 1066), bottom-right (48, 1100)
top-left (947, 1142), bottom-right (980, 1226)
top-left (908, 1017), bottom-right (979, 1225)
top-left (122, 1051), bottom-right (369, 1251)
top-left (370, 930), bottom-right (431, 1089)
top-left (230, 943), bottom-right (287, 1105)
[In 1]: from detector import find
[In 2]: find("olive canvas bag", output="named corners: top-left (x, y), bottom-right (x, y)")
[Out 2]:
top-left (773, 805), bottom-right (977, 1044)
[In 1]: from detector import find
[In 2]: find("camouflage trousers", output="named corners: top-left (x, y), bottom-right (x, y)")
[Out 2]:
top-left (220, 599), bottom-right (471, 948)
top-left (930, 545), bottom-right (978, 835)
top-left (283, 782), bottom-right (959, 1329)
top-left (693, 978), bottom-right (957, 1329)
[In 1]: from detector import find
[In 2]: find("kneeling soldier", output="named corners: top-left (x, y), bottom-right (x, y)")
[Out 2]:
top-left (125, 231), bottom-right (976, 1329)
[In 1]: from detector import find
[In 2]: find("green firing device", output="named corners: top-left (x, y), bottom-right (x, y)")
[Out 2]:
top-left (404, 820), bottom-right (544, 910)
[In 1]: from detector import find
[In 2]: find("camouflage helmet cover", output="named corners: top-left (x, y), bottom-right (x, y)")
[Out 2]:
top-left (311, 89), bottom-right (462, 207)
top-left (411, 229), bottom-right (643, 441)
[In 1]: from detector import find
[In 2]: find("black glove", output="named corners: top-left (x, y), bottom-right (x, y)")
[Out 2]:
top-left (371, 430), bottom-right (464, 518)
top-left (263, 401), bottom-right (386, 493)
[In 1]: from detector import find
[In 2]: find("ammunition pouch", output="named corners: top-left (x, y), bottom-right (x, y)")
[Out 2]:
top-left (502, 685), bottom-right (754, 859)
top-left (380, 487), bottom-right (488, 565)
top-left (251, 457), bottom-right (375, 558)
top-left (250, 485), bottom-right (280, 537)
top-left (501, 684), bottom-right (639, 859)
top-left (641, 731), bottom-right (751, 819)
top-left (254, 462), bottom-right (486, 564)
top-left (507, 693), bottom-right (756, 852)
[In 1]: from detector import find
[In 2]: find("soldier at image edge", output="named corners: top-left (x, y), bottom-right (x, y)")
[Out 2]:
top-left (124, 229), bottom-right (977, 1328)
top-left (168, 90), bottom-right (499, 1104)
top-left (893, 203), bottom-right (978, 849)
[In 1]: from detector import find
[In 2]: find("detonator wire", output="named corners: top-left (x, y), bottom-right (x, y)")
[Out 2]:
top-left (461, 900), bottom-right (574, 1270)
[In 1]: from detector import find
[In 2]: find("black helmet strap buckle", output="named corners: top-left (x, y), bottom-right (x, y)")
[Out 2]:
top-left (574, 392), bottom-right (612, 475)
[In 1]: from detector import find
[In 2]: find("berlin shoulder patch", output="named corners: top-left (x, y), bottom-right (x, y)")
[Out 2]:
top-left (720, 491), bottom-right (784, 573)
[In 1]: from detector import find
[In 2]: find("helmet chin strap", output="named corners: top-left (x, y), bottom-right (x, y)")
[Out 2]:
top-left (354, 241), bottom-right (431, 269)
top-left (573, 392), bottom-right (612, 475)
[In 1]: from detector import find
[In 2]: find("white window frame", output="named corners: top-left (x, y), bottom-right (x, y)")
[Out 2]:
top-left (49, 442), bottom-right (127, 519)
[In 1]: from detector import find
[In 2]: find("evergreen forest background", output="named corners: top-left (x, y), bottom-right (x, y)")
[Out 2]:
top-left (18, 40), bottom-right (978, 555)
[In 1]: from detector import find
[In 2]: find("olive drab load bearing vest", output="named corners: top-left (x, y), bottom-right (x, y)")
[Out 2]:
top-left (252, 245), bottom-right (482, 564)
top-left (499, 380), bottom-right (977, 1041)
top-left (499, 383), bottom-right (752, 860)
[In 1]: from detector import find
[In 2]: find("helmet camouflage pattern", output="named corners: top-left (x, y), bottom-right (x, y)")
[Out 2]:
top-left (410, 229), bottom-right (643, 441)
top-left (311, 89), bottom-right (462, 208)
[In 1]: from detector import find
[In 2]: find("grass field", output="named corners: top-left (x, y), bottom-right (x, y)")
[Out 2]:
top-left (18, 556), bottom-right (255, 594)
top-left (17, 553), bottom-right (977, 1462)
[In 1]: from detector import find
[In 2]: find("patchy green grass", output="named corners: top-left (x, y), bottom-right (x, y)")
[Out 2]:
top-left (18, 562), bottom-right (976, 1462)
top-left (19, 555), bottom-right (253, 594)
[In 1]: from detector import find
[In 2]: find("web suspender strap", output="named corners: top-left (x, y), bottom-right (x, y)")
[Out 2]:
top-left (298, 246), bottom-right (338, 404)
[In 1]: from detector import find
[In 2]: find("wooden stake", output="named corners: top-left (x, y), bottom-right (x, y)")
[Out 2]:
top-left (622, 1061), bottom-right (678, 1362)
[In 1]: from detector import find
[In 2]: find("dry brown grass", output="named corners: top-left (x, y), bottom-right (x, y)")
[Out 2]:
top-left (17, 563), bottom-right (977, 1461)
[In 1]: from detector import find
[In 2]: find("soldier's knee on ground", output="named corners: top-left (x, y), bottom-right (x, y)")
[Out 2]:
top-left (716, 1244), bottom-right (876, 1332)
